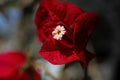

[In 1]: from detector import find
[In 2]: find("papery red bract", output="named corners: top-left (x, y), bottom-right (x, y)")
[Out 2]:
top-left (0, 51), bottom-right (26, 79)
top-left (0, 51), bottom-right (41, 80)
top-left (35, 0), bottom-right (98, 67)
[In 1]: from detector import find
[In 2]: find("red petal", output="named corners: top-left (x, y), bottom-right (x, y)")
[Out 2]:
top-left (0, 51), bottom-right (26, 79)
top-left (73, 12), bottom-right (98, 53)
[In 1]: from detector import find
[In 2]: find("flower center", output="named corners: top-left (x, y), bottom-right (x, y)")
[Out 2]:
top-left (52, 25), bottom-right (66, 40)
top-left (57, 30), bottom-right (61, 35)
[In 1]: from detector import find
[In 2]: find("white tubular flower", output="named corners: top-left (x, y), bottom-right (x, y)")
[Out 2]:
top-left (52, 25), bottom-right (66, 40)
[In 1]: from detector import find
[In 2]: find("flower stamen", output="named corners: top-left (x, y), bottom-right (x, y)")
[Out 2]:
top-left (52, 25), bottom-right (66, 40)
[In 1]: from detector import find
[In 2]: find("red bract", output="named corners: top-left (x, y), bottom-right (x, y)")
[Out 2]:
top-left (0, 51), bottom-right (26, 79)
top-left (35, 0), bottom-right (98, 67)
top-left (0, 51), bottom-right (41, 80)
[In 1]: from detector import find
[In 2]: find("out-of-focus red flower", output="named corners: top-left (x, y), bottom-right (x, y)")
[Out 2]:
top-left (0, 51), bottom-right (26, 80)
top-left (0, 51), bottom-right (41, 80)
top-left (35, 0), bottom-right (98, 67)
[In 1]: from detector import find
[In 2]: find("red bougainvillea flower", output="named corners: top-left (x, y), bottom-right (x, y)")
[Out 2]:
top-left (0, 51), bottom-right (41, 80)
top-left (35, 0), bottom-right (98, 67)
top-left (0, 51), bottom-right (26, 80)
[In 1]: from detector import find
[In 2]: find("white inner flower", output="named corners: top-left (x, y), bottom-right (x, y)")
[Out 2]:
top-left (52, 25), bottom-right (66, 40)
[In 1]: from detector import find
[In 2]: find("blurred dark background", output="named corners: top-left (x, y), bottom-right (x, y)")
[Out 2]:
top-left (0, 0), bottom-right (120, 80)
